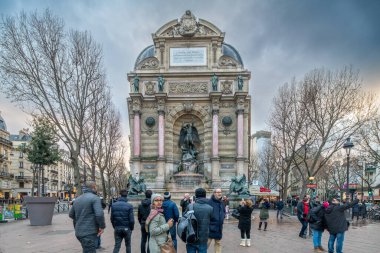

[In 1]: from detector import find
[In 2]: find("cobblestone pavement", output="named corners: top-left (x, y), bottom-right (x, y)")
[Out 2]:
top-left (0, 210), bottom-right (379, 253)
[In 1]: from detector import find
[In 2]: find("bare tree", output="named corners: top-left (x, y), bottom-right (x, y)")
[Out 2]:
top-left (0, 10), bottom-right (107, 195)
top-left (258, 142), bottom-right (278, 189)
top-left (270, 66), bottom-right (376, 197)
top-left (358, 113), bottom-right (380, 163)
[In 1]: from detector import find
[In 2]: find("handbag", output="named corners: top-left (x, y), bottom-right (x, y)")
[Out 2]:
top-left (160, 236), bottom-right (176, 253)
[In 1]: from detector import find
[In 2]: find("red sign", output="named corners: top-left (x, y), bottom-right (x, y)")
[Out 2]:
top-left (260, 186), bottom-right (271, 193)
top-left (306, 184), bottom-right (317, 189)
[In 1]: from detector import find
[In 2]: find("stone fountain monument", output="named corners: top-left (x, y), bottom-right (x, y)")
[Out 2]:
top-left (126, 11), bottom-right (252, 200)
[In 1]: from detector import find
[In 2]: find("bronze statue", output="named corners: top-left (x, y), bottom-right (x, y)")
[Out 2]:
top-left (211, 73), bottom-right (218, 91)
top-left (127, 174), bottom-right (147, 195)
top-left (229, 174), bottom-right (250, 195)
top-left (158, 75), bottom-right (165, 92)
top-left (133, 75), bottom-right (139, 93)
top-left (237, 75), bottom-right (243, 91)
top-left (178, 121), bottom-right (200, 161)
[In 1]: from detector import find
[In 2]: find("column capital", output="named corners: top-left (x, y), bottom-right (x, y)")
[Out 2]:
top-left (158, 110), bottom-right (165, 116)
top-left (236, 109), bottom-right (244, 115)
top-left (212, 109), bottom-right (219, 115)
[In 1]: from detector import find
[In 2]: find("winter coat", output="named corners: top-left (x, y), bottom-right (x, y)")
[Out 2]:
top-left (186, 197), bottom-right (213, 244)
top-left (162, 199), bottom-right (180, 223)
top-left (208, 194), bottom-right (225, 240)
top-left (259, 202), bottom-right (270, 219)
top-left (148, 212), bottom-right (170, 253)
top-left (325, 199), bottom-right (359, 234)
top-left (237, 205), bottom-right (254, 231)
top-left (352, 203), bottom-right (360, 214)
top-left (296, 201), bottom-right (310, 221)
top-left (180, 198), bottom-right (191, 215)
top-left (309, 205), bottom-right (326, 231)
top-left (69, 189), bottom-right (105, 237)
top-left (276, 201), bottom-right (284, 210)
top-left (110, 197), bottom-right (134, 230)
top-left (360, 203), bottom-right (367, 216)
top-left (138, 198), bottom-right (151, 226)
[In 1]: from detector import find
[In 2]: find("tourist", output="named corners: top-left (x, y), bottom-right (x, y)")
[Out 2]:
top-left (69, 181), bottom-right (105, 253)
top-left (237, 198), bottom-right (254, 247)
top-left (110, 189), bottom-right (134, 253)
top-left (222, 195), bottom-right (230, 219)
top-left (325, 198), bottom-right (359, 253)
top-left (207, 188), bottom-right (225, 253)
top-left (258, 198), bottom-right (270, 231)
top-left (138, 190), bottom-right (152, 253)
top-left (297, 195), bottom-right (310, 238)
top-left (276, 198), bottom-right (284, 219)
top-left (351, 201), bottom-right (360, 221)
top-left (360, 201), bottom-right (367, 219)
top-left (186, 188), bottom-right (213, 253)
top-left (180, 193), bottom-right (191, 215)
top-left (162, 191), bottom-right (179, 251)
top-left (146, 193), bottom-right (173, 253)
top-left (309, 201), bottom-right (328, 252)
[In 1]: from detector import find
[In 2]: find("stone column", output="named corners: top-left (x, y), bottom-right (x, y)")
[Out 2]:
top-left (212, 109), bottom-right (219, 157)
top-left (133, 111), bottom-right (141, 157)
top-left (210, 92), bottom-right (222, 186)
top-left (236, 109), bottom-right (244, 158)
top-left (234, 91), bottom-right (248, 176)
top-left (158, 110), bottom-right (165, 158)
top-left (129, 93), bottom-right (142, 175)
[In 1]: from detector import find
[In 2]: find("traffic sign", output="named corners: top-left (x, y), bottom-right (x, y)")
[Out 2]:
top-left (306, 184), bottom-right (317, 188)
top-left (259, 186), bottom-right (271, 192)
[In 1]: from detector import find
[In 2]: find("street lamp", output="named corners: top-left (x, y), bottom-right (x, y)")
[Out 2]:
top-left (343, 137), bottom-right (354, 201)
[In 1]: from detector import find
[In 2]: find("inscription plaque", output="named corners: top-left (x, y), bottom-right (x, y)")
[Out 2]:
top-left (170, 47), bottom-right (207, 66)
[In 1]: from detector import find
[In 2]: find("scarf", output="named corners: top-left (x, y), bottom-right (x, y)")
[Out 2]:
top-left (145, 207), bottom-right (164, 233)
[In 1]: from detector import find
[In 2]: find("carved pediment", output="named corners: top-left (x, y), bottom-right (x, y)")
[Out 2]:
top-left (169, 81), bottom-right (208, 94)
top-left (155, 11), bottom-right (222, 38)
top-left (137, 57), bottom-right (159, 70)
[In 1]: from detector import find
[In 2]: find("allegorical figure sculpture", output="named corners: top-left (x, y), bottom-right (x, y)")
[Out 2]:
top-left (211, 73), bottom-right (218, 91)
top-left (127, 174), bottom-right (147, 195)
top-left (133, 75), bottom-right (139, 93)
top-left (178, 121), bottom-right (200, 162)
top-left (237, 75), bottom-right (243, 90)
top-left (229, 174), bottom-right (250, 195)
top-left (158, 75), bottom-right (165, 92)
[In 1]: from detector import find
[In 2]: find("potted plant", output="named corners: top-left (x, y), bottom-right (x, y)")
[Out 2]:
top-left (23, 116), bottom-right (61, 226)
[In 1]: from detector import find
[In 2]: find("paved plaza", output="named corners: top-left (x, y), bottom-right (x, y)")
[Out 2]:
top-left (0, 210), bottom-right (379, 253)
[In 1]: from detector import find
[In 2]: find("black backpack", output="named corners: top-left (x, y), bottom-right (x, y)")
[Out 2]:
top-left (177, 204), bottom-right (198, 243)
top-left (307, 207), bottom-right (318, 224)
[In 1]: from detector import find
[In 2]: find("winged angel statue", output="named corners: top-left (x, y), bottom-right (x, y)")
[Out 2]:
top-left (178, 121), bottom-right (200, 161)
top-left (229, 174), bottom-right (250, 195)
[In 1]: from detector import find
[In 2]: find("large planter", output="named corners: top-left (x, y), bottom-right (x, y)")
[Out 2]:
top-left (24, 196), bottom-right (57, 226)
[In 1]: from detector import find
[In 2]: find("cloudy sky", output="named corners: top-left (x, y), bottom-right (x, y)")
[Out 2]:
top-left (1, 0), bottom-right (379, 137)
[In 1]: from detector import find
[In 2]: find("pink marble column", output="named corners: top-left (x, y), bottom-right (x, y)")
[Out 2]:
top-left (158, 111), bottom-right (165, 158)
top-left (212, 110), bottom-right (219, 157)
top-left (133, 112), bottom-right (140, 157)
top-left (237, 110), bottom-right (244, 157)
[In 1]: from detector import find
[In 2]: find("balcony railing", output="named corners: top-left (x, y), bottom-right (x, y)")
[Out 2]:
top-left (0, 171), bottom-right (14, 179)
top-left (15, 175), bottom-right (33, 181)
top-left (50, 169), bottom-right (58, 174)
top-left (0, 136), bottom-right (12, 147)
top-left (51, 179), bottom-right (59, 184)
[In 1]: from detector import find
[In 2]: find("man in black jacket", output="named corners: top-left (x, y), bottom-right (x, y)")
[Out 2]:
top-left (138, 190), bottom-right (152, 253)
top-left (324, 198), bottom-right (359, 253)
top-left (186, 188), bottom-right (213, 253)
top-left (110, 189), bottom-right (135, 253)
top-left (207, 188), bottom-right (225, 253)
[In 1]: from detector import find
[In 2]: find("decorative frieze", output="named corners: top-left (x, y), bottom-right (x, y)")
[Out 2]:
top-left (145, 81), bottom-right (156, 95)
top-left (219, 56), bottom-right (237, 67)
top-left (138, 58), bottom-right (159, 70)
top-left (169, 82), bottom-right (208, 94)
top-left (221, 81), bottom-right (233, 94)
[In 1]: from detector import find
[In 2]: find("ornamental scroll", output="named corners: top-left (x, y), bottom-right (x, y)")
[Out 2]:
top-left (169, 82), bottom-right (208, 94)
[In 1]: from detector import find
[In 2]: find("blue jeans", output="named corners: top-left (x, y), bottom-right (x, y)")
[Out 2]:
top-left (312, 229), bottom-right (323, 247)
top-left (113, 228), bottom-right (132, 253)
top-left (298, 218), bottom-right (308, 237)
top-left (186, 243), bottom-right (207, 253)
top-left (76, 234), bottom-right (98, 253)
top-left (169, 224), bottom-right (177, 251)
top-left (328, 232), bottom-right (345, 253)
top-left (140, 226), bottom-right (150, 253)
top-left (96, 235), bottom-right (101, 249)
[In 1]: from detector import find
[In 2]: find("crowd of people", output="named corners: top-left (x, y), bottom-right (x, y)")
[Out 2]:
top-left (68, 181), bottom-right (364, 253)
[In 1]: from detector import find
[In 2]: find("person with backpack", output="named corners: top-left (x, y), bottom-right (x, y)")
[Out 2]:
top-left (180, 193), bottom-right (191, 215)
top-left (237, 199), bottom-right (254, 247)
top-left (186, 188), bottom-right (213, 253)
top-left (309, 201), bottom-right (329, 252)
top-left (297, 195), bottom-right (310, 239)
top-left (110, 189), bottom-right (135, 253)
top-left (258, 198), bottom-right (270, 231)
top-left (146, 193), bottom-right (174, 253)
top-left (138, 190), bottom-right (152, 253)
top-left (276, 198), bottom-right (285, 219)
top-left (162, 192), bottom-right (180, 251)
top-left (207, 188), bottom-right (225, 253)
top-left (324, 198), bottom-right (359, 253)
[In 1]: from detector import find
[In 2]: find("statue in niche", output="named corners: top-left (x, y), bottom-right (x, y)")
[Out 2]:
top-left (237, 75), bottom-right (244, 91)
top-left (229, 174), bottom-right (250, 196)
top-left (211, 73), bottom-right (218, 91)
top-left (178, 120), bottom-right (200, 162)
top-left (158, 75), bottom-right (165, 92)
top-left (133, 75), bottom-right (139, 93)
top-left (127, 173), bottom-right (147, 195)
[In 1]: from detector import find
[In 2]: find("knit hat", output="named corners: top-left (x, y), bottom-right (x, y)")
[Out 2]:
top-left (195, 188), bottom-right (206, 198)
top-left (151, 193), bottom-right (163, 204)
top-left (163, 192), bottom-right (171, 199)
top-left (323, 201), bottom-right (329, 208)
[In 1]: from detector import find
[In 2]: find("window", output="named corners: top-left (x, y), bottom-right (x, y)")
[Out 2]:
top-left (19, 172), bottom-right (24, 177)
top-left (19, 161), bottom-right (23, 168)
top-left (19, 182), bottom-right (24, 188)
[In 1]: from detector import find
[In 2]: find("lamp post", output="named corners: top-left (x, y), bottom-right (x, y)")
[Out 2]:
top-left (343, 137), bottom-right (354, 201)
